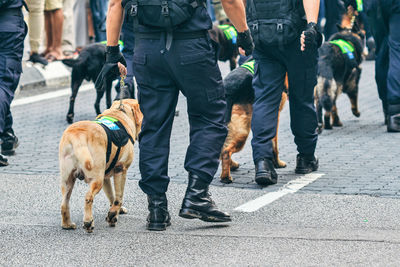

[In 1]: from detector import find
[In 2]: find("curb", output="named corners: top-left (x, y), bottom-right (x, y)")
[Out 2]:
top-left (19, 61), bottom-right (71, 91)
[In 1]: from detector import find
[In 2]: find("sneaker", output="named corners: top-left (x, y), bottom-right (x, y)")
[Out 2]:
top-left (295, 154), bottom-right (319, 174)
top-left (29, 52), bottom-right (48, 66)
top-left (1, 130), bottom-right (19, 156)
top-left (0, 153), bottom-right (8, 167)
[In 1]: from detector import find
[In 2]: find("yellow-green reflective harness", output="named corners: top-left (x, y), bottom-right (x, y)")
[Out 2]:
top-left (356, 0), bottom-right (363, 12)
top-left (330, 39), bottom-right (355, 59)
top-left (217, 24), bottom-right (237, 44)
top-left (240, 60), bottom-right (255, 75)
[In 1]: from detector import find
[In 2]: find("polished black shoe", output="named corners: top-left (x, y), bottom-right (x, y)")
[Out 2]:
top-left (387, 104), bottom-right (400, 132)
top-left (1, 130), bottom-right (19, 156)
top-left (0, 153), bottom-right (8, 167)
top-left (387, 114), bottom-right (400, 132)
top-left (146, 194), bottom-right (171, 231)
top-left (255, 158), bottom-right (277, 186)
top-left (179, 173), bottom-right (231, 222)
top-left (295, 154), bottom-right (319, 174)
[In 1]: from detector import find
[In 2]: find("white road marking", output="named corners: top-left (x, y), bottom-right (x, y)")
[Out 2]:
top-left (11, 84), bottom-right (93, 107)
top-left (234, 173), bottom-right (325, 212)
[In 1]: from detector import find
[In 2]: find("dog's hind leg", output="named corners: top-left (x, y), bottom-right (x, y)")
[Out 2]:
top-left (60, 171), bottom-right (77, 230)
top-left (220, 104), bottom-right (252, 183)
top-left (83, 176), bottom-right (103, 233)
top-left (272, 92), bottom-right (287, 168)
top-left (66, 70), bottom-right (84, 124)
top-left (331, 103), bottom-right (343, 127)
top-left (316, 100), bottom-right (324, 134)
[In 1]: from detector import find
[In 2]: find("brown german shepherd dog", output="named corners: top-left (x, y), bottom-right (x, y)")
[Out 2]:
top-left (220, 61), bottom-right (288, 184)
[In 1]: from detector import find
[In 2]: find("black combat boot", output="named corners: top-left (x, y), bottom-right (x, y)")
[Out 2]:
top-left (387, 104), bottom-right (400, 132)
top-left (1, 130), bottom-right (19, 156)
top-left (179, 173), bottom-right (231, 222)
top-left (295, 154), bottom-right (319, 174)
top-left (0, 153), bottom-right (8, 167)
top-left (255, 158), bottom-right (277, 186)
top-left (146, 194), bottom-right (171, 231)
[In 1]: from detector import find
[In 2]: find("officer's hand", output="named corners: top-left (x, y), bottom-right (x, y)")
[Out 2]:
top-left (237, 29), bottom-right (254, 56)
top-left (95, 45), bottom-right (127, 92)
top-left (300, 22), bottom-right (323, 52)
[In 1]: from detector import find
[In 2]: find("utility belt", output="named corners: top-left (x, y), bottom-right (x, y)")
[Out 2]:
top-left (137, 30), bottom-right (207, 40)
top-left (0, 7), bottom-right (23, 16)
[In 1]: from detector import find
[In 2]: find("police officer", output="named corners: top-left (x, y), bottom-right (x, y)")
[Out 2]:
top-left (96, 0), bottom-right (254, 230)
top-left (246, 0), bottom-right (322, 185)
top-left (0, 0), bottom-right (28, 166)
top-left (360, 0), bottom-right (400, 132)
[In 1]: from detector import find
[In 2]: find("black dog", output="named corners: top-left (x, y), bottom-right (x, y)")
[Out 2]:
top-left (209, 24), bottom-right (239, 70)
top-left (62, 43), bottom-right (120, 124)
top-left (314, 23), bottom-right (365, 133)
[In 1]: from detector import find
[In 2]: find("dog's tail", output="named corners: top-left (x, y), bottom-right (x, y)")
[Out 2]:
top-left (61, 58), bottom-right (79, 68)
top-left (72, 143), bottom-right (94, 172)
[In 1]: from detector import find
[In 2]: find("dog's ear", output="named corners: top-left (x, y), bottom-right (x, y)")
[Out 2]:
top-left (131, 101), bottom-right (143, 139)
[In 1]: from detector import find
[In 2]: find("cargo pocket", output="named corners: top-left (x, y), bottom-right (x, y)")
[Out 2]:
top-left (1, 57), bottom-right (22, 92)
top-left (133, 53), bottom-right (150, 85)
top-left (180, 51), bottom-right (224, 102)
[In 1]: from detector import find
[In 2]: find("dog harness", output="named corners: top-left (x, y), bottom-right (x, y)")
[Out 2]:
top-left (356, 0), bottom-right (363, 12)
top-left (94, 116), bottom-right (134, 175)
top-left (330, 39), bottom-right (355, 60)
top-left (217, 24), bottom-right (237, 44)
top-left (240, 60), bottom-right (255, 74)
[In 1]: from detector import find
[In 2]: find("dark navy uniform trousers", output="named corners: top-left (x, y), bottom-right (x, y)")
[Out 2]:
top-left (251, 40), bottom-right (318, 163)
top-left (134, 35), bottom-right (227, 195)
top-left (364, 0), bottom-right (400, 107)
top-left (0, 8), bottom-right (27, 135)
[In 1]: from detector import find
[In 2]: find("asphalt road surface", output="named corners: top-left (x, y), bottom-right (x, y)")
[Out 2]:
top-left (1, 60), bottom-right (400, 266)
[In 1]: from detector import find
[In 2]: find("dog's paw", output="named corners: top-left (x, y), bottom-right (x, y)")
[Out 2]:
top-left (220, 176), bottom-right (233, 184)
top-left (83, 220), bottom-right (94, 233)
top-left (352, 109), bottom-right (361, 117)
top-left (119, 206), bottom-right (128, 215)
top-left (230, 160), bottom-right (240, 171)
top-left (317, 125), bottom-right (323, 134)
top-left (333, 120), bottom-right (343, 127)
top-left (66, 114), bottom-right (74, 124)
top-left (62, 222), bottom-right (77, 230)
top-left (106, 211), bottom-right (118, 227)
top-left (276, 159), bottom-right (287, 168)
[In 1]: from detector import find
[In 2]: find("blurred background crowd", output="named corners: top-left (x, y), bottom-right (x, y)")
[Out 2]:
top-left (24, 0), bottom-right (375, 66)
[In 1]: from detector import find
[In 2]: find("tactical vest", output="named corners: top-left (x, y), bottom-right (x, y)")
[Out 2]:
top-left (246, 0), bottom-right (305, 47)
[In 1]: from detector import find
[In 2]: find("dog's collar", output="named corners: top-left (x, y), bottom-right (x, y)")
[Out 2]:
top-left (218, 24), bottom-right (237, 44)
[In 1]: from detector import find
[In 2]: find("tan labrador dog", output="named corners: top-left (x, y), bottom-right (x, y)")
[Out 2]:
top-left (59, 99), bottom-right (143, 233)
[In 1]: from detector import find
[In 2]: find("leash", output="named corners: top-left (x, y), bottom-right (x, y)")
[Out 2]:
top-left (118, 75), bottom-right (127, 111)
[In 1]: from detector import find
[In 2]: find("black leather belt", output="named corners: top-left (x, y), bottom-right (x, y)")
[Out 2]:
top-left (137, 30), bottom-right (208, 40)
